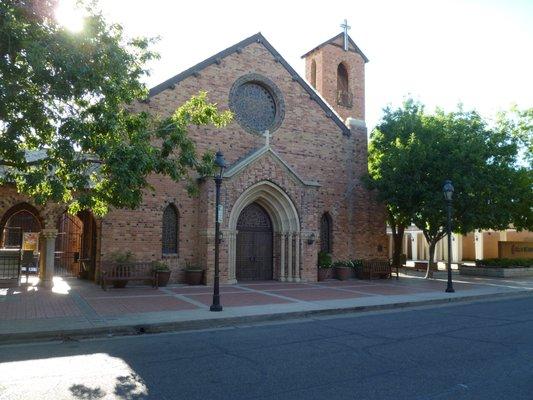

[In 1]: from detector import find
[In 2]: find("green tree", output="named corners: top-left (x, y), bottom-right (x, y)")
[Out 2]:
top-left (0, 0), bottom-right (232, 215)
top-left (367, 99), bottom-right (425, 270)
top-left (497, 106), bottom-right (532, 168)
top-left (369, 100), bottom-right (532, 278)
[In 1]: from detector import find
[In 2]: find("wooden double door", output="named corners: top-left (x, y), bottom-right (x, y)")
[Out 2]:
top-left (236, 203), bottom-right (273, 281)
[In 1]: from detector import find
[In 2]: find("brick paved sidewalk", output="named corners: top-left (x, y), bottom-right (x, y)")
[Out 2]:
top-left (1, 274), bottom-right (532, 342)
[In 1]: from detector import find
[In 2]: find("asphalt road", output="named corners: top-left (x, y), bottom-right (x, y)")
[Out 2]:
top-left (1, 296), bottom-right (532, 400)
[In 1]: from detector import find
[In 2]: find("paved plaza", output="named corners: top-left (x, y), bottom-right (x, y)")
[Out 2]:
top-left (1, 272), bottom-right (533, 343)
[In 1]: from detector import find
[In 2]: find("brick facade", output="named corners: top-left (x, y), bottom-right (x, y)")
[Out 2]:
top-left (0, 33), bottom-right (388, 284)
top-left (304, 34), bottom-right (366, 122)
top-left (98, 33), bottom-right (388, 283)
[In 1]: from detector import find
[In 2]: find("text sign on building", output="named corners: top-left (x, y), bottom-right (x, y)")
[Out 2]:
top-left (22, 232), bottom-right (39, 253)
top-left (217, 205), bottom-right (224, 223)
top-left (498, 241), bottom-right (533, 259)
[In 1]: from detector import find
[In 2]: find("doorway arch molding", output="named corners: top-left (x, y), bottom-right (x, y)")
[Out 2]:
top-left (227, 180), bottom-right (301, 283)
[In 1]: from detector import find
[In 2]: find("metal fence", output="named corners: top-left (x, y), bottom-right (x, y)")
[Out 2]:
top-left (55, 214), bottom-right (83, 277)
top-left (0, 249), bottom-right (21, 283)
top-left (1, 227), bottom-right (41, 285)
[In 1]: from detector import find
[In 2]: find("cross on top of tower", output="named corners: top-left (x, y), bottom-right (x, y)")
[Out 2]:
top-left (340, 19), bottom-right (351, 51)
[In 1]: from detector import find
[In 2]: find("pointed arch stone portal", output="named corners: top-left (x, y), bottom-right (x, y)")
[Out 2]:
top-left (227, 181), bottom-right (301, 283)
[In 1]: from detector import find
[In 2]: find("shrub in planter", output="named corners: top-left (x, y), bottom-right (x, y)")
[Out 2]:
top-left (317, 251), bottom-right (333, 281)
top-left (185, 265), bottom-right (204, 285)
top-left (152, 261), bottom-right (171, 287)
top-left (108, 251), bottom-right (135, 288)
top-left (475, 258), bottom-right (533, 268)
top-left (333, 260), bottom-right (354, 281)
top-left (350, 259), bottom-right (363, 279)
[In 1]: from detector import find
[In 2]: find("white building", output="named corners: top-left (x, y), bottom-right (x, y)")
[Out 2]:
top-left (388, 225), bottom-right (533, 262)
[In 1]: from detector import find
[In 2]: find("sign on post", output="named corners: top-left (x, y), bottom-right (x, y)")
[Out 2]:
top-left (217, 204), bottom-right (224, 223)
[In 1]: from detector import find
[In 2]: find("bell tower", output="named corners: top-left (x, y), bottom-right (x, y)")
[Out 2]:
top-left (302, 21), bottom-right (368, 123)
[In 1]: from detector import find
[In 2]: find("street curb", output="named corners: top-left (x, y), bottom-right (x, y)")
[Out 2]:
top-left (1, 289), bottom-right (532, 345)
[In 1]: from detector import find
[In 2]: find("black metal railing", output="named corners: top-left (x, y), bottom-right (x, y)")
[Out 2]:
top-left (0, 249), bottom-right (21, 281)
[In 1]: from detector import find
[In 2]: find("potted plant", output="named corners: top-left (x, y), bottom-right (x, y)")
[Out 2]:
top-left (317, 251), bottom-right (333, 281)
top-left (350, 259), bottom-right (363, 279)
top-left (109, 251), bottom-right (135, 288)
top-left (152, 261), bottom-right (171, 287)
top-left (333, 260), bottom-right (353, 281)
top-left (185, 264), bottom-right (204, 285)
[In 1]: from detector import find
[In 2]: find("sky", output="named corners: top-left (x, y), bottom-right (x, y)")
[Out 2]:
top-left (59, 0), bottom-right (533, 130)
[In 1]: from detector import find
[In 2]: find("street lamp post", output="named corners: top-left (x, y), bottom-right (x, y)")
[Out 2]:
top-left (443, 180), bottom-right (455, 293)
top-left (210, 150), bottom-right (226, 312)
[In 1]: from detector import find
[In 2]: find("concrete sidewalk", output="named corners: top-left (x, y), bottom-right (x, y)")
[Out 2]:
top-left (1, 273), bottom-right (533, 344)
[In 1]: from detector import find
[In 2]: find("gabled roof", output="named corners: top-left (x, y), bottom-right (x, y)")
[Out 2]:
top-left (0, 150), bottom-right (48, 178)
top-left (0, 150), bottom-right (100, 186)
top-left (223, 144), bottom-right (321, 187)
top-left (300, 32), bottom-right (369, 63)
top-left (148, 32), bottom-right (350, 136)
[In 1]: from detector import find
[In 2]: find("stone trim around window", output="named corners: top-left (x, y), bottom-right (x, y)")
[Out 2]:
top-left (229, 73), bottom-right (285, 135)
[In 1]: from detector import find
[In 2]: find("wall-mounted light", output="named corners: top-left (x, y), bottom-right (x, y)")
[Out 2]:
top-left (307, 233), bottom-right (316, 245)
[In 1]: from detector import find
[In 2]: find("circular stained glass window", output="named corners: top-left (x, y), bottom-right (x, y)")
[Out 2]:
top-left (233, 83), bottom-right (276, 132)
top-left (229, 74), bottom-right (285, 135)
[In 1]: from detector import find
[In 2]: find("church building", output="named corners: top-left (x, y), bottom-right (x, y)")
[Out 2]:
top-left (0, 29), bottom-right (388, 285)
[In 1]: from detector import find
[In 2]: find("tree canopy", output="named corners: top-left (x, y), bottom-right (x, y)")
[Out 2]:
top-left (0, 0), bottom-right (232, 215)
top-left (368, 99), bottom-right (532, 275)
top-left (497, 106), bottom-right (533, 168)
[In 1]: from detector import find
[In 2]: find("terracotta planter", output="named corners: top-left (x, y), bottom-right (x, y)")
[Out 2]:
top-left (185, 270), bottom-right (204, 285)
top-left (356, 268), bottom-right (370, 279)
top-left (112, 263), bottom-right (130, 288)
top-left (335, 266), bottom-right (352, 281)
top-left (156, 271), bottom-right (171, 287)
top-left (317, 268), bottom-right (331, 281)
top-left (113, 280), bottom-right (128, 288)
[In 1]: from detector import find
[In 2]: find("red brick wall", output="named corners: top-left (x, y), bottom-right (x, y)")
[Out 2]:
top-left (304, 37), bottom-right (365, 122)
top-left (93, 40), bottom-right (388, 282)
top-left (0, 185), bottom-right (65, 232)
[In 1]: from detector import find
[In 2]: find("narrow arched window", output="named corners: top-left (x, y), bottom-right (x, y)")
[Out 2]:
top-left (336, 63), bottom-right (352, 107)
top-left (320, 213), bottom-right (332, 254)
top-left (310, 59), bottom-right (317, 89)
top-left (162, 205), bottom-right (179, 255)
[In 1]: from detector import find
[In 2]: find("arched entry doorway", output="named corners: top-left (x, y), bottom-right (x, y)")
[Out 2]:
top-left (1, 208), bottom-right (41, 249)
top-left (56, 211), bottom-right (97, 279)
top-left (236, 203), bottom-right (273, 281)
top-left (227, 181), bottom-right (301, 283)
top-left (0, 203), bottom-right (42, 280)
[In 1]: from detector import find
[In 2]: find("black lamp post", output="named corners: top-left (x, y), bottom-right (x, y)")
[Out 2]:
top-left (443, 180), bottom-right (455, 293)
top-left (210, 150), bottom-right (226, 312)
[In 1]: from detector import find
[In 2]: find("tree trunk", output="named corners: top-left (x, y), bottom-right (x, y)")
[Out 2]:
top-left (425, 240), bottom-right (437, 279)
top-left (391, 225), bottom-right (405, 269)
